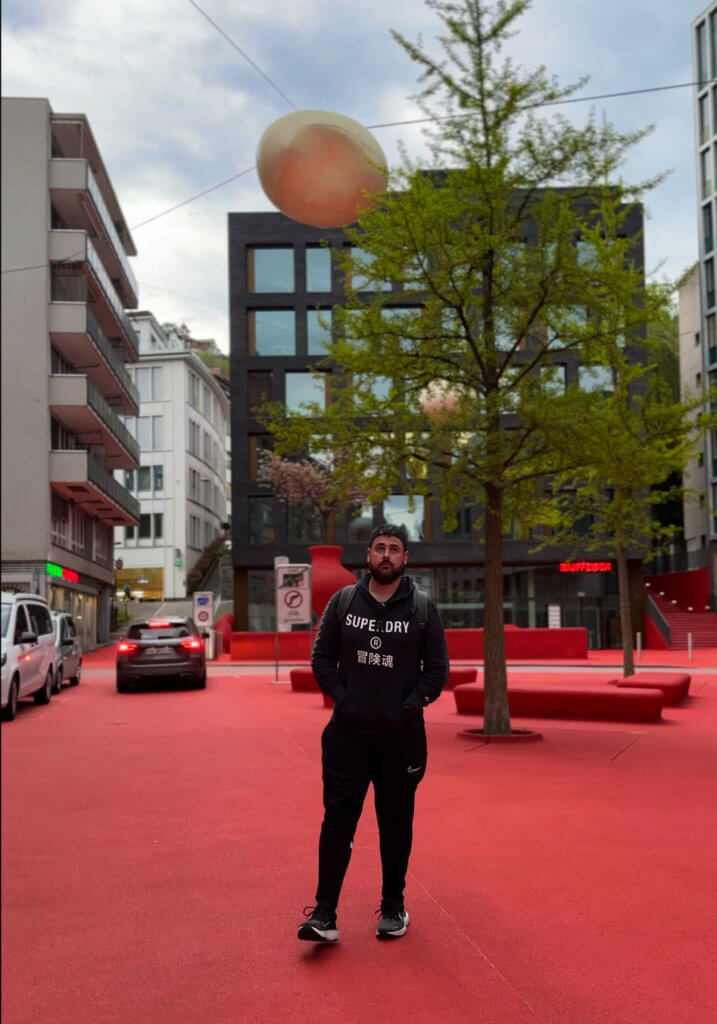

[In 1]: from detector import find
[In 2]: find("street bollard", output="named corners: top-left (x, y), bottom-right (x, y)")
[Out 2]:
top-left (636, 631), bottom-right (642, 662)
top-left (688, 632), bottom-right (693, 662)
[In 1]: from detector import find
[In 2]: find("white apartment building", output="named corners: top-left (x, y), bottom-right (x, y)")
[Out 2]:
top-left (679, 265), bottom-right (711, 562)
top-left (113, 313), bottom-right (229, 600)
top-left (692, 5), bottom-right (717, 596)
top-left (1, 98), bottom-right (139, 649)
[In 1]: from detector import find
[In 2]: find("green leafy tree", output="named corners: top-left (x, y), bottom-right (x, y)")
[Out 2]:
top-left (261, 0), bottom-right (666, 734)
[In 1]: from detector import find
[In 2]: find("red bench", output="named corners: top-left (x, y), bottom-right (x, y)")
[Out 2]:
top-left (454, 682), bottom-right (664, 723)
top-left (291, 665), bottom-right (477, 694)
top-left (290, 667), bottom-right (320, 692)
top-left (608, 673), bottom-right (691, 707)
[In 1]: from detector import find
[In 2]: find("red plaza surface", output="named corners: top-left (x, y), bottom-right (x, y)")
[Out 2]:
top-left (2, 646), bottom-right (716, 1024)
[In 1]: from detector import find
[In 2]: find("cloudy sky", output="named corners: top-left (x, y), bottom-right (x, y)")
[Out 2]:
top-left (2, 0), bottom-right (704, 353)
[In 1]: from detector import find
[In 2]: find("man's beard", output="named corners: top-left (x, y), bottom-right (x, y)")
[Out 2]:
top-left (369, 561), bottom-right (404, 584)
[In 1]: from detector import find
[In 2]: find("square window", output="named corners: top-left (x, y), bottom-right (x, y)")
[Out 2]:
top-left (579, 365), bottom-right (613, 394)
top-left (249, 497), bottom-right (276, 545)
top-left (248, 371), bottom-right (273, 416)
top-left (351, 247), bottom-right (392, 291)
top-left (249, 310), bottom-right (296, 355)
top-left (153, 465), bottom-right (163, 492)
top-left (307, 309), bottom-right (332, 354)
top-left (153, 513), bottom-right (163, 540)
top-left (306, 247), bottom-right (331, 291)
top-left (285, 372), bottom-right (329, 412)
top-left (139, 514), bottom-right (152, 539)
top-left (382, 495), bottom-right (425, 542)
top-left (137, 466), bottom-right (151, 491)
top-left (247, 248), bottom-right (294, 292)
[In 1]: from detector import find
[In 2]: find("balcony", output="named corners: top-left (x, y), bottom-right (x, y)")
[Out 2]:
top-left (49, 374), bottom-right (139, 469)
top-left (50, 158), bottom-right (138, 306)
top-left (49, 300), bottom-right (138, 414)
top-left (50, 450), bottom-right (139, 526)
top-left (49, 230), bottom-right (139, 360)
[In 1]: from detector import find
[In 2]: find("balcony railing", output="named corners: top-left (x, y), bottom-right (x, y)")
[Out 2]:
top-left (85, 236), bottom-right (139, 356)
top-left (85, 165), bottom-right (139, 299)
top-left (85, 309), bottom-right (139, 409)
top-left (87, 453), bottom-right (140, 521)
top-left (49, 230), bottom-right (139, 358)
top-left (86, 378), bottom-right (139, 464)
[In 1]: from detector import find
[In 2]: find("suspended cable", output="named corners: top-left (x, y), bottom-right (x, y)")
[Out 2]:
top-left (185, 0), bottom-right (298, 111)
top-left (366, 80), bottom-right (708, 129)
top-left (1, 78), bottom-right (705, 278)
top-left (130, 166), bottom-right (255, 230)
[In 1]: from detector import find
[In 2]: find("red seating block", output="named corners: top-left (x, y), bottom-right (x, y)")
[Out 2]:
top-left (454, 682), bottom-right (664, 723)
top-left (608, 673), bottom-right (691, 706)
top-left (289, 667), bottom-right (320, 692)
top-left (292, 665), bottom-right (477, 695)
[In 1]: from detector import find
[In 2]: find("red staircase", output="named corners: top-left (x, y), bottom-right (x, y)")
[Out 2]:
top-left (649, 593), bottom-right (717, 649)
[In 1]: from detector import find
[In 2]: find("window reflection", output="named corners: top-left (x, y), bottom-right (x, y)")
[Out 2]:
top-left (247, 248), bottom-right (294, 292)
top-left (306, 247), bottom-right (331, 291)
top-left (381, 495), bottom-right (425, 542)
top-left (249, 311), bottom-right (295, 355)
top-left (285, 372), bottom-right (329, 412)
top-left (307, 309), bottom-right (332, 354)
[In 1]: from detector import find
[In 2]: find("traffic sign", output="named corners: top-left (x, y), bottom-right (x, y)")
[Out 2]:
top-left (192, 591), bottom-right (214, 629)
top-left (275, 564), bottom-right (311, 628)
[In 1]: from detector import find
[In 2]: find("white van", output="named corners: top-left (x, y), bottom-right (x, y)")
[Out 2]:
top-left (1, 592), bottom-right (57, 721)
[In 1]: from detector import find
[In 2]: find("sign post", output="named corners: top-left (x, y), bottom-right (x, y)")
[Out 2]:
top-left (274, 563), bottom-right (311, 682)
top-left (193, 592), bottom-right (214, 630)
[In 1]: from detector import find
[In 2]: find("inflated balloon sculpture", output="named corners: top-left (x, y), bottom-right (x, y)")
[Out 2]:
top-left (256, 109), bottom-right (387, 228)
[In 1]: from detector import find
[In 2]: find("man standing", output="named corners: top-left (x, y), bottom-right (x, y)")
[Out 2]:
top-left (298, 523), bottom-right (449, 944)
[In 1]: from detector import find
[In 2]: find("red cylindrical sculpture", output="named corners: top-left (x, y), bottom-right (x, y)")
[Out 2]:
top-left (309, 545), bottom-right (357, 621)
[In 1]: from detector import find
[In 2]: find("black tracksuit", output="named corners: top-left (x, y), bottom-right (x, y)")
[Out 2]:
top-left (311, 573), bottom-right (449, 910)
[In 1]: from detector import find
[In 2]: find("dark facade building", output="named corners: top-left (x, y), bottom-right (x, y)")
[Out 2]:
top-left (228, 205), bottom-right (645, 647)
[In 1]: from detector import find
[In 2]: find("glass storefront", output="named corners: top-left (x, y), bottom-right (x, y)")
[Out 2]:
top-left (242, 562), bottom-right (624, 648)
top-left (49, 584), bottom-right (98, 651)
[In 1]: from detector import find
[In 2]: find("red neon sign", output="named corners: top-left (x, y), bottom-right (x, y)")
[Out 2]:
top-left (560, 561), bottom-right (612, 573)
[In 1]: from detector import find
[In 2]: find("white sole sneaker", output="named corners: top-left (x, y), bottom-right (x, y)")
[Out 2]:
top-left (298, 920), bottom-right (339, 943)
top-left (376, 910), bottom-right (409, 939)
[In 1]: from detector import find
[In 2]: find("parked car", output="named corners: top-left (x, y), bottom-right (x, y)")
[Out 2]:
top-left (1, 592), bottom-right (56, 721)
top-left (51, 612), bottom-right (82, 692)
top-left (116, 617), bottom-right (207, 692)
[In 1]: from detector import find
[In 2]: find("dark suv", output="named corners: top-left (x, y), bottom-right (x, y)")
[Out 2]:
top-left (116, 617), bottom-right (207, 692)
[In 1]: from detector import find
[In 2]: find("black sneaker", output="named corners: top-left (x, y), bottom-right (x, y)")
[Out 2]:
top-left (298, 905), bottom-right (339, 943)
top-left (376, 905), bottom-right (409, 939)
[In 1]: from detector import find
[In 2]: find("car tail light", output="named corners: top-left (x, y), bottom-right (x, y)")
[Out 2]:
top-left (118, 641), bottom-right (138, 653)
top-left (180, 638), bottom-right (203, 650)
top-left (148, 620), bottom-right (171, 628)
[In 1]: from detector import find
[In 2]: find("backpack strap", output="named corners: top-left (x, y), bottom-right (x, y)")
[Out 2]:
top-left (412, 585), bottom-right (429, 629)
top-left (335, 584), bottom-right (358, 623)
top-left (335, 581), bottom-right (428, 627)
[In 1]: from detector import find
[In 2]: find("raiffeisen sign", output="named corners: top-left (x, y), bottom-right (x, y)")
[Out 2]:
top-left (559, 561), bottom-right (613, 573)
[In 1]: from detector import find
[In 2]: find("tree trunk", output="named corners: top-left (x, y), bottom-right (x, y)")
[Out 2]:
top-left (616, 545), bottom-right (635, 677)
top-left (482, 481), bottom-right (511, 734)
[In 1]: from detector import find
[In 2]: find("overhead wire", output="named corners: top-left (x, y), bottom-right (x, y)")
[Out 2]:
top-left (184, 0), bottom-right (298, 111)
top-left (0, 77), bottom-right (705, 281)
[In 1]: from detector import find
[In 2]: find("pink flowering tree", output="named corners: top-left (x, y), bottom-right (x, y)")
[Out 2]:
top-left (259, 451), bottom-right (369, 543)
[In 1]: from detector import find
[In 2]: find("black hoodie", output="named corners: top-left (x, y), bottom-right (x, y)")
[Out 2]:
top-left (311, 573), bottom-right (449, 731)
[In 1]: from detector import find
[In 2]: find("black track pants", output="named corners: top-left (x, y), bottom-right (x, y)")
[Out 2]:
top-left (315, 716), bottom-right (427, 910)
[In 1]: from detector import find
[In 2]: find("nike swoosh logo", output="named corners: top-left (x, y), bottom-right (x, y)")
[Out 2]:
top-left (407, 766), bottom-right (422, 773)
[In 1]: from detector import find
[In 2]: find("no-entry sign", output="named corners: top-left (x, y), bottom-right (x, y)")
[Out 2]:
top-left (275, 564), bottom-right (311, 628)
